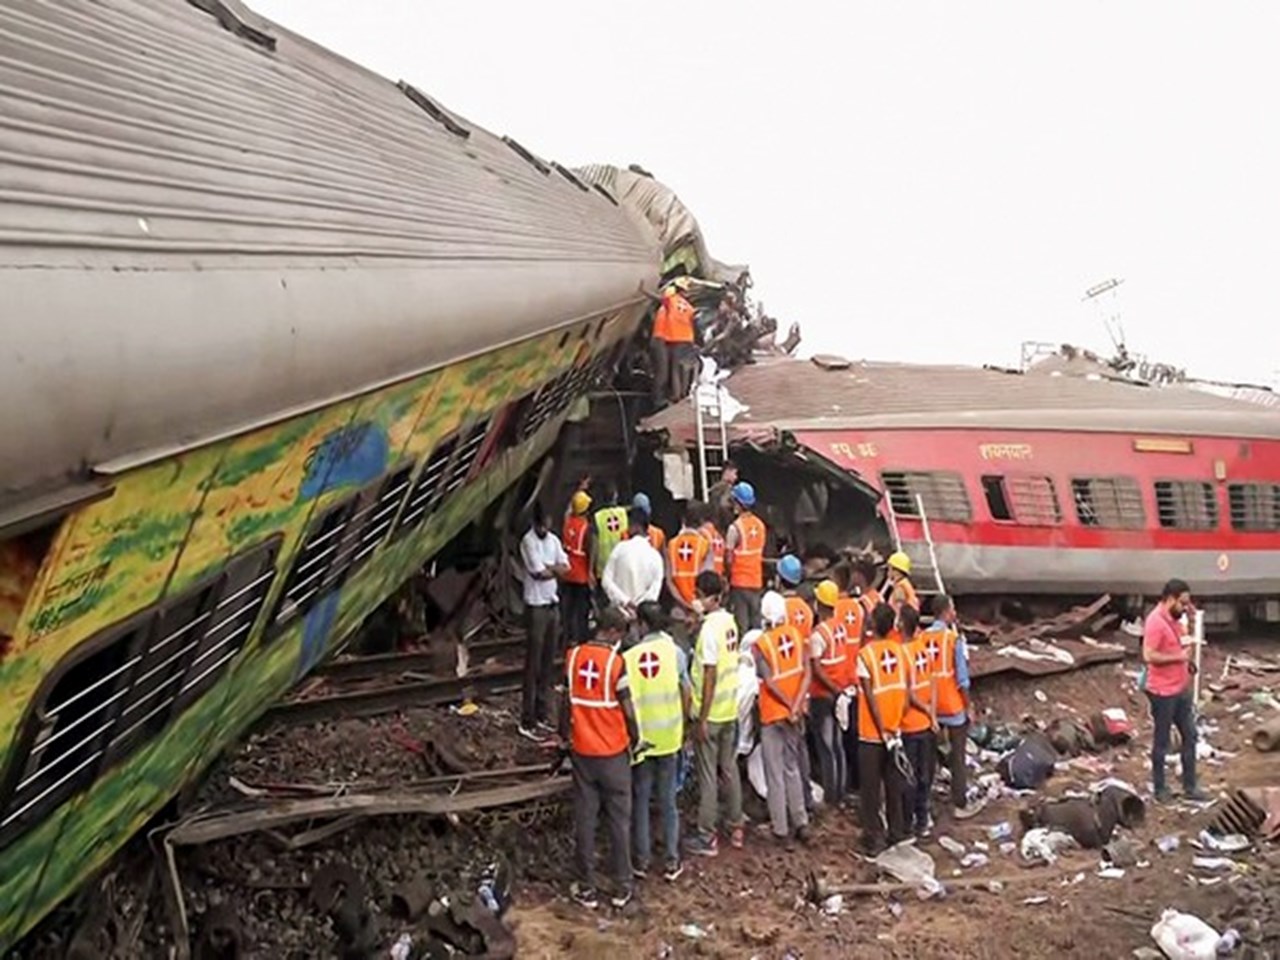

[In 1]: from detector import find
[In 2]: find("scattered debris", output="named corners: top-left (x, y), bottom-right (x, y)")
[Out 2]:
top-left (1253, 717), bottom-right (1280, 752)
top-left (1155, 835), bottom-right (1182, 854)
top-left (1150, 909), bottom-right (1222, 960)
top-left (1020, 828), bottom-right (1077, 865)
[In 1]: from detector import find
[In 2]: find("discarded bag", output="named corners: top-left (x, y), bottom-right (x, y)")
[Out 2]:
top-left (999, 732), bottom-right (1057, 790)
top-left (1089, 708), bottom-right (1134, 746)
top-left (1149, 909), bottom-right (1221, 960)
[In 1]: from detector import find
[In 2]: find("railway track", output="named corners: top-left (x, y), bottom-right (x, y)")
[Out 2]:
top-left (314, 635), bottom-right (525, 683)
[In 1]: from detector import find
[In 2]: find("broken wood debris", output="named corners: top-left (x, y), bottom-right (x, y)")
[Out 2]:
top-left (166, 776), bottom-right (571, 847)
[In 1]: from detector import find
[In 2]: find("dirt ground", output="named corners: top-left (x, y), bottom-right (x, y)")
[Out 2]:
top-left (21, 633), bottom-right (1280, 959)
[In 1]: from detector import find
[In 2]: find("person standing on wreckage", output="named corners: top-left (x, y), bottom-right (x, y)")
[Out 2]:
top-left (562, 606), bottom-right (640, 910)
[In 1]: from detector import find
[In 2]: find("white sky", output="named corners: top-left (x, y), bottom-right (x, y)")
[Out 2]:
top-left (252, 1), bottom-right (1280, 387)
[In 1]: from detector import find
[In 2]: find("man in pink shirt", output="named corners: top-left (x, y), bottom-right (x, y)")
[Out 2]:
top-left (1142, 578), bottom-right (1208, 802)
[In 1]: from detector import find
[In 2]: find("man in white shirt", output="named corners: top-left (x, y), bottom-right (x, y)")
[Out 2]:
top-left (601, 508), bottom-right (665, 617)
top-left (519, 503), bottom-right (569, 741)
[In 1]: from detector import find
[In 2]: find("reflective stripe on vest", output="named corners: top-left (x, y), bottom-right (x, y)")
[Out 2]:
top-left (668, 530), bottom-right (710, 604)
top-left (729, 513), bottom-right (765, 589)
top-left (700, 523), bottom-right (725, 575)
top-left (810, 619), bottom-right (850, 698)
top-left (925, 624), bottom-right (966, 717)
top-left (902, 634), bottom-right (934, 734)
top-left (593, 506), bottom-right (628, 577)
top-left (856, 639), bottom-right (908, 742)
top-left (568, 643), bottom-right (629, 756)
top-left (692, 609), bottom-right (740, 724)
top-left (757, 624), bottom-right (805, 725)
top-left (562, 514), bottom-right (590, 585)
top-left (623, 634), bottom-right (683, 759)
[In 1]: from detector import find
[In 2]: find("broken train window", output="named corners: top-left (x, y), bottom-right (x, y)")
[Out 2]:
top-left (1070, 477), bottom-right (1145, 529)
top-left (981, 475), bottom-right (1062, 525)
top-left (880, 470), bottom-right (972, 523)
top-left (1154, 480), bottom-right (1218, 531)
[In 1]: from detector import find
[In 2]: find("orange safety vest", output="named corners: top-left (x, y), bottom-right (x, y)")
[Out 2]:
top-left (857, 639), bottom-right (908, 742)
top-left (901, 633), bottom-right (934, 734)
top-left (567, 643), bottom-right (629, 757)
top-left (728, 513), bottom-right (765, 589)
top-left (810, 618), bottom-right (853, 698)
top-left (667, 529), bottom-right (710, 605)
top-left (834, 596), bottom-right (866, 647)
top-left (926, 625), bottom-right (966, 718)
top-left (784, 595), bottom-right (814, 637)
top-left (890, 577), bottom-right (920, 613)
top-left (653, 292), bottom-right (696, 344)
top-left (647, 524), bottom-right (667, 552)
top-left (562, 514), bottom-right (590, 586)
top-left (700, 522), bottom-right (725, 575)
top-left (756, 624), bottom-right (806, 725)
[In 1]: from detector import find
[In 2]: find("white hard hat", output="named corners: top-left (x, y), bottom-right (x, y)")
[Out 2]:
top-left (761, 590), bottom-right (787, 627)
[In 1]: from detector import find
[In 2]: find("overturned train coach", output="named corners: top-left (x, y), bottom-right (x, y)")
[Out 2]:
top-left (0, 0), bottom-right (714, 946)
top-left (642, 356), bottom-right (1280, 627)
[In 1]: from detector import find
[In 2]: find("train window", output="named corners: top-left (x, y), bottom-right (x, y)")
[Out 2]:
top-left (983, 475), bottom-right (1063, 526)
top-left (273, 497), bottom-right (360, 628)
top-left (1228, 483), bottom-right (1280, 532)
top-left (1154, 480), bottom-right (1218, 530)
top-left (0, 620), bottom-right (147, 845)
top-left (397, 436), bottom-right (458, 534)
top-left (1071, 477), bottom-right (1145, 529)
top-left (880, 471), bottom-right (972, 523)
top-left (350, 464), bottom-right (415, 567)
top-left (519, 370), bottom-right (575, 441)
top-left (443, 419), bottom-right (492, 495)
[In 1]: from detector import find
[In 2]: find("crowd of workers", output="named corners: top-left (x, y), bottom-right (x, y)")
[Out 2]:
top-left (516, 471), bottom-right (1209, 910)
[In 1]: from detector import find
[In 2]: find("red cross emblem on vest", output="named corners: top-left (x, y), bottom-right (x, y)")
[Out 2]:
top-left (678, 541), bottom-right (694, 562)
top-left (778, 634), bottom-right (795, 660)
top-left (915, 651), bottom-right (929, 673)
top-left (578, 659), bottom-right (601, 689)
top-left (926, 639), bottom-right (940, 663)
top-left (724, 627), bottom-right (739, 653)
top-left (880, 649), bottom-right (898, 674)
top-left (638, 650), bottom-right (661, 679)
top-left (606, 514), bottom-right (621, 533)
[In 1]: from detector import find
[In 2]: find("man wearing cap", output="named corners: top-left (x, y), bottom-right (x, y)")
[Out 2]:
top-left (630, 492), bottom-right (667, 552)
top-left (754, 591), bottom-right (811, 845)
top-left (809, 579), bottom-right (853, 806)
top-left (777, 553), bottom-right (817, 814)
top-left (650, 278), bottom-right (697, 403)
top-left (561, 488), bottom-right (595, 646)
top-left (886, 551), bottom-right (920, 613)
top-left (724, 481), bottom-right (766, 636)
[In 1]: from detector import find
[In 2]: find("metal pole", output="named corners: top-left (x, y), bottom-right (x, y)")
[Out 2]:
top-left (1192, 608), bottom-right (1205, 704)
top-left (915, 494), bottom-right (947, 596)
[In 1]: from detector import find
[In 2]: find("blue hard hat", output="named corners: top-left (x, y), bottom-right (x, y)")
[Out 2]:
top-left (778, 554), bottom-right (802, 585)
top-left (632, 492), bottom-right (652, 516)
top-left (731, 481), bottom-right (756, 507)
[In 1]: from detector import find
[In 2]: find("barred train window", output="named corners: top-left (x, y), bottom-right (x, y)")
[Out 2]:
top-left (1071, 477), bottom-right (1146, 529)
top-left (880, 470), bottom-right (972, 523)
top-left (1154, 480), bottom-right (1218, 530)
top-left (398, 436), bottom-right (458, 533)
top-left (0, 540), bottom-right (277, 847)
top-left (1228, 482), bottom-right (1280, 532)
top-left (981, 475), bottom-right (1062, 525)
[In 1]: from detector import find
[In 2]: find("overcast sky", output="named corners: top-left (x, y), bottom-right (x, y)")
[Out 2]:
top-left (253, 1), bottom-right (1279, 387)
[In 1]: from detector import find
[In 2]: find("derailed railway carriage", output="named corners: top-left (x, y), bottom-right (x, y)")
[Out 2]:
top-left (0, 0), bottom-right (702, 947)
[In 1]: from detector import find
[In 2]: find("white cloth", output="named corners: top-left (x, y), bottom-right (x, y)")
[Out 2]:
top-left (601, 536), bottom-right (664, 608)
top-left (519, 528), bottom-right (567, 607)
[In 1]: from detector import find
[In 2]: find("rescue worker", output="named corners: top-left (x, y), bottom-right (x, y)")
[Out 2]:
top-left (630, 492), bottom-right (667, 552)
top-left (563, 606), bottom-right (639, 909)
top-left (651, 277), bottom-right (697, 403)
top-left (831, 562), bottom-right (866, 790)
top-left (623, 603), bottom-right (691, 882)
top-left (856, 603), bottom-right (913, 854)
top-left (924, 594), bottom-right (979, 814)
top-left (591, 485), bottom-right (629, 585)
top-left (724, 481), bottom-right (766, 635)
top-left (698, 502), bottom-right (727, 578)
top-left (886, 551), bottom-right (920, 613)
top-left (561, 490), bottom-right (594, 645)
top-left (705, 459), bottom-right (739, 523)
top-left (666, 504), bottom-right (712, 616)
top-left (830, 562), bottom-right (867, 646)
top-left (687, 571), bottom-right (744, 856)
top-left (852, 557), bottom-right (882, 617)
top-left (808, 579), bottom-right (853, 805)
top-left (777, 554), bottom-right (814, 636)
top-left (897, 605), bottom-right (937, 838)
top-left (754, 591), bottom-right (811, 845)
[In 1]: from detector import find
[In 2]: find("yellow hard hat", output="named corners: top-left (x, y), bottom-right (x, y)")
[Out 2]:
top-left (571, 491), bottom-right (592, 515)
top-left (814, 579), bottom-right (840, 608)
top-left (888, 551), bottom-right (912, 574)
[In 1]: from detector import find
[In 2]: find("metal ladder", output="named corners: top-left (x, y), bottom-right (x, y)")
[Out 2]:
top-left (881, 490), bottom-right (947, 596)
top-left (693, 380), bottom-right (729, 500)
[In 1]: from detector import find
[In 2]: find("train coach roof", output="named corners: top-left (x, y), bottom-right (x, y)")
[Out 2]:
top-left (642, 356), bottom-right (1280, 444)
top-left (0, 0), bottom-right (661, 506)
